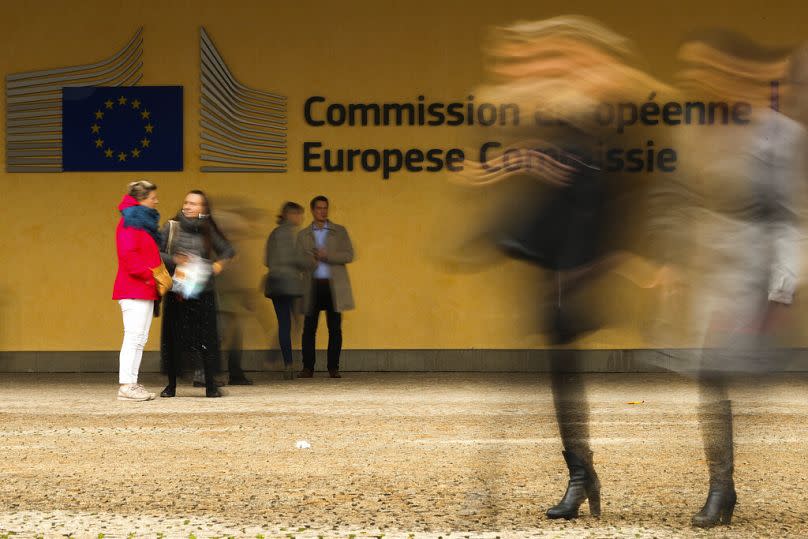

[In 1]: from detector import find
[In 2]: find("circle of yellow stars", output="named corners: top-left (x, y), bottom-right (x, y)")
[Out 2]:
top-left (91, 95), bottom-right (154, 162)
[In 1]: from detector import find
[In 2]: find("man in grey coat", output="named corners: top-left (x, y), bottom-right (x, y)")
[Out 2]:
top-left (296, 195), bottom-right (355, 378)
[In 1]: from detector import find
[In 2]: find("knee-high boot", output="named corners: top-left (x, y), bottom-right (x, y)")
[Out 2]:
top-left (692, 399), bottom-right (736, 527)
top-left (546, 449), bottom-right (601, 519)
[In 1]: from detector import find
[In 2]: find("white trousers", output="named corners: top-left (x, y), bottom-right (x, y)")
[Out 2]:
top-left (118, 299), bottom-right (154, 384)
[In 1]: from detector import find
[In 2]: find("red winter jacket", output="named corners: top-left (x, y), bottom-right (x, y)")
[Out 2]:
top-left (112, 195), bottom-right (161, 301)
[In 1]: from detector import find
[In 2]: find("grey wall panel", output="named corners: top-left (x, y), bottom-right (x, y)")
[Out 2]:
top-left (5, 29), bottom-right (144, 172)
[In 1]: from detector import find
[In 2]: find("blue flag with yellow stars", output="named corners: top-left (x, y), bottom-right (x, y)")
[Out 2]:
top-left (62, 86), bottom-right (183, 171)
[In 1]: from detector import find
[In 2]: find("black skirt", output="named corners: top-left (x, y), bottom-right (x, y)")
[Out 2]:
top-left (497, 166), bottom-right (606, 271)
top-left (495, 163), bottom-right (615, 344)
top-left (160, 290), bottom-right (222, 375)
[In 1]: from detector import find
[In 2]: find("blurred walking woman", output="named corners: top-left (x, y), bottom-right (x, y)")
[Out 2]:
top-left (264, 202), bottom-right (305, 379)
top-left (159, 190), bottom-right (235, 398)
top-left (112, 180), bottom-right (163, 402)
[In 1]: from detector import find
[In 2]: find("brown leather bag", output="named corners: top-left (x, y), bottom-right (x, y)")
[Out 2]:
top-left (152, 262), bottom-right (173, 297)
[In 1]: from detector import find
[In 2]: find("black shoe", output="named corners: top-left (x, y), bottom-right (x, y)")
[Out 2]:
top-left (692, 486), bottom-right (737, 528)
top-left (328, 369), bottom-right (342, 378)
top-left (546, 450), bottom-right (601, 520)
top-left (228, 376), bottom-right (253, 386)
top-left (206, 388), bottom-right (223, 398)
top-left (160, 385), bottom-right (176, 398)
top-left (298, 368), bottom-right (314, 378)
top-left (194, 380), bottom-right (225, 388)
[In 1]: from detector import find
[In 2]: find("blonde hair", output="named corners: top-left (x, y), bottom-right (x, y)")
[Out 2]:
top-left (127, 180), bottom-right (157, 201)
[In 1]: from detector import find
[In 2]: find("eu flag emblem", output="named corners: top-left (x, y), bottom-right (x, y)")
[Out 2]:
top-left (62, 86), bottom-right (183, 171)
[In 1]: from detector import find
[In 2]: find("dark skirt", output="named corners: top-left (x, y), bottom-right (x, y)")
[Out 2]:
top-left (497, 166), bottom-right (611, 343)
top-left (497, 167), bottom-right (606, 271)
top-left (160, 290), bottom-right (222, 376)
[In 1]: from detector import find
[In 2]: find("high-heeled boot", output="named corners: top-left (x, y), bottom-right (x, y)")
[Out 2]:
top-left (546, 450), bottom-right (601, 519)
top-left (692, 399), bottom-right (736, 528)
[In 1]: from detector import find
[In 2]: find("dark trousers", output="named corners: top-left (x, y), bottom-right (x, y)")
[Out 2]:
top-left (271, 295), bottom-right (296, 366)
top-left (219, 311), bottom-right (245, 379)
top-left (302, 279), bottom-right (342, 371)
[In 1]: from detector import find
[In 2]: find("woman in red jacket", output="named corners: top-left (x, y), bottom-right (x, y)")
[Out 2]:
top-left (113, 180), bottom-right (162, 401)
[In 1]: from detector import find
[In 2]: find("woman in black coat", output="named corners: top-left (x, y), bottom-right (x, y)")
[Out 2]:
top-left (158, 190), bottom-right (235, 398)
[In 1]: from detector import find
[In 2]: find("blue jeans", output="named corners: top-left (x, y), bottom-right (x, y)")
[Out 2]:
top-left (271, 295), bottom-right (296, 366)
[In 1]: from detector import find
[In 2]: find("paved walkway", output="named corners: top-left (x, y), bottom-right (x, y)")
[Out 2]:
top-left (1, 372), bottom-right (806, 538)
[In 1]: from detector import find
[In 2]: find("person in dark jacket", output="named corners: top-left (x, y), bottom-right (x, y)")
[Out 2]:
top-left (264, 202), bottom-right (305, 379)
top-left (158, 190), bottom-right (235, 398)
top-left (453, 17), bottom-right (663, 523)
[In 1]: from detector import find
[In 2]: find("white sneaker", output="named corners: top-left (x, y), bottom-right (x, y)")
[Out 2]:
top-left (135, 384), bottom-right (157, 400)
top-left (117, 384), bottom-right (152, 401)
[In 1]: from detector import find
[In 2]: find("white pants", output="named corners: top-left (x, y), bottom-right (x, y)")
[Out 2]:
top-left (118, 299), bottom-right (154, 384)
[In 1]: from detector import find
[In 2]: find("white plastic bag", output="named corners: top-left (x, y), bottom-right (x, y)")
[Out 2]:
top-left (172, 254), bottom-right (212, 299)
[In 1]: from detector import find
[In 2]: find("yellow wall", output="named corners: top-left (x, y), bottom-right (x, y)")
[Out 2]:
top-left (1, 0), bottom-right (807, 351)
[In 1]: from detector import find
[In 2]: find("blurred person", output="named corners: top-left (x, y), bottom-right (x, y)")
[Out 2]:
top-left (158, 190), bottom-right (235, 398)
top-left (213, 201), bottom-right (260, 386)
top-left (453, 16), bottom-right (673, 522)
top-left (264, 201), bottom-right (306, 379)
top-left (112, 180), bottom-right (164, 402)
top-left (190, 199), bottom-right (268, 387)
top-left (296, 196), bottom-right (355, 378)
top-left (656, 34), bottom-right (807, 527)
top-left (451, 16), bottom-right (806, 528)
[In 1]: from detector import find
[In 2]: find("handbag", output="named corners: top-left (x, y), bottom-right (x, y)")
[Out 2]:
top-left (152, 262), bottom-right (173, 297)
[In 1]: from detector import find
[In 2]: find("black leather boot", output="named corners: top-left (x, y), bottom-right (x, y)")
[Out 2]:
top-left (546, 450), bottom-right (601, 519)
top-left (692, 486), bottom-right (737, 528)
top-left (228, 375), bottom-right (253, 386)
top-left (203, 355), bottom-right (222, 398)
top-left (205, 374), bottom-right (222, 398)
top-left (692, 400), bottom-right (736, 528)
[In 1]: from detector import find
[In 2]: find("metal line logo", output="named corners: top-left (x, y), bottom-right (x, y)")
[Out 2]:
top-left (5, 28), bottom-right (184, 173)
top-left (199, 28), bottom-right (288, 173)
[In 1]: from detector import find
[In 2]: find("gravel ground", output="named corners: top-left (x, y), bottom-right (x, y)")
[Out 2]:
top-left (0, 372), bottom-right (807, 538)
